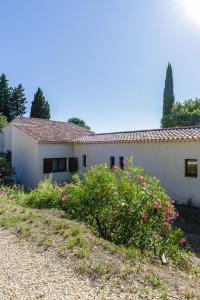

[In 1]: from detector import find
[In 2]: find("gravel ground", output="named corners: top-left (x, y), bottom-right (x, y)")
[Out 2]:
top-left (0, 228), bottom-right (112, 300)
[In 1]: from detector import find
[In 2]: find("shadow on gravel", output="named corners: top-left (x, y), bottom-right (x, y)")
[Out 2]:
top-left (176, 205), bottom-right (200, 257)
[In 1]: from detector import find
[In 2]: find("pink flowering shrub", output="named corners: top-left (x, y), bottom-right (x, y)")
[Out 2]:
top-left (61, 158), bottom-right (186, 262)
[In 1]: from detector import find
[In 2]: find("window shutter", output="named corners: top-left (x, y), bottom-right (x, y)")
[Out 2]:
top-left (68, 157), bottom-right (78, 172)
top-left (43, 159), bottom-right (53, 173)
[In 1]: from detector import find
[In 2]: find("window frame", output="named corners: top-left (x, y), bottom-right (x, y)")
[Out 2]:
top-left (43, 158), bottom-right (67, 174)
top-left (82, 154), bottom-right (87, 167)
top-left (185, 159), bottom-right (198, 178)
top-left (110, 156), bottom-right (115, 169)
top-left (68, 157), bottom-right (79, 172)
top-left (119, 156), bottom-right (124, 169)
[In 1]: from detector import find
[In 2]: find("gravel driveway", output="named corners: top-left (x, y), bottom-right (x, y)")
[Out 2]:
top-left (0, 228), bottom-right (110, 300)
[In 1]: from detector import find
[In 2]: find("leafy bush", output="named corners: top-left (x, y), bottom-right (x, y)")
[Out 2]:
top-left (61, 158), bottom-right (185, 261)
top-left (24, 177), bottom-right (61, 209)
top-left (0, 154), bottom-right (13, 177)
top-left (0, 115), bottom-right (8, 132)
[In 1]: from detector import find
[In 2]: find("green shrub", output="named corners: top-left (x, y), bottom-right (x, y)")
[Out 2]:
top-left (0, 154), bottom-right (13, 177)
top-left (24, 177), bottom-right (61, 209)
top-left (61, 158), bottom-right (185, 261)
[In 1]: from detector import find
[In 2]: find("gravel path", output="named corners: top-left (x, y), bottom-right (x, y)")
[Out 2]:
top-left (0, 228), bottom-right (114, 300)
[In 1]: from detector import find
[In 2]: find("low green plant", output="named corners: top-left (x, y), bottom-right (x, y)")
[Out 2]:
top-left (146, 274), bottom-right (162, 289)
top-left (0, 153), bottom-right (14, 181)
top-left (24, 177), bottom-right (61, 209)
top-left (61, 157), bottom-right (187, 263)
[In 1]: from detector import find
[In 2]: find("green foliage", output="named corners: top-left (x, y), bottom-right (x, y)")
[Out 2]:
top-left (24, 177), bottom-right (61, 209)
top-left (61, 158), bottom-right (185, 261)
top-left (146, 274), bottom-right (162, 289)
top-left (30, 88), bottom-right (50, 119)
top-left (0, 154), bottom-right (13, 177)
top-left (0, 74), bottom-right (27, 121)
top-left (0, 115), bottom-right (7, 131)
top-left (161, 63), bottom-right (175, 128)
top-left (167, 98), bottom-right (200, 127)
top-left (10, 84), bottom-right (27, 120)
top-left (0, 74), bottom-right (11, 121)
top-left (68, 117), bottom-right (90, 130)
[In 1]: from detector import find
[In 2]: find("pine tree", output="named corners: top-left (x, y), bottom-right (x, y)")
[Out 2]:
top-left (10, 84), bottom-right (27, 120)
top-left (30, 88), bottom-right (50, 119)
top-left (0, 74), bottom-right (11, 121)
top-left (161, 63), bottom-right (175, 128)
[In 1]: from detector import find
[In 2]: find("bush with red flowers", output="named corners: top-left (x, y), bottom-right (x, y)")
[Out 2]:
top-left (61, 157), bottom-right (187, 262)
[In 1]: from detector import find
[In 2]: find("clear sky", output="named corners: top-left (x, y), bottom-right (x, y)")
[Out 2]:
top-left (0, 0), bottom-right (200, 132)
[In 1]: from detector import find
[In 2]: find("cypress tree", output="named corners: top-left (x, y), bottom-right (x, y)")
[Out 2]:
top-left (161, 63), bottom-right (175, 128)
top-left (10, 84), bottom-right (27, 120)
top-left (0, 74), bottom-right (11, 121)
top-left (30, 88), bottom-right (50, 119)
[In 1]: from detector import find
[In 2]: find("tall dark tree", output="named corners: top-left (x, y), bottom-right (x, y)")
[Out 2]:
top-left (10, 84), bottom-right (27, 120)
top-left (30, 88), bottom-right (50, 119)
top-left (0, 74), bottom-right (11, 121)
top-left (68, 117), bottom-right (90, 129)
top-left (161, 63), bottom-right (175, 128)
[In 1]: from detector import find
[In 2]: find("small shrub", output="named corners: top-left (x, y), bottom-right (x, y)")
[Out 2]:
top-left (146, 274), bottom-right (162, 289)
top-left (0, 153), bottom-right (14, 181)
top-left (24, 177), bottom-right (61, 209)
top-left (61, 157), bottom-right (186, 262)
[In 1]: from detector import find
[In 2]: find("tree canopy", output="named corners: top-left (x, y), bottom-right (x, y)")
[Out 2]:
top-left (0, 74), bottom-right (27, 121)
top-left (10, 84), bottom-right (27, 120)
top-left (0, 115), bottom-right (8, 132)
top-left (30, 88), bottom-right (50, 119)
top-left (68, 117), bottom-right (90, 129)
top-left (167, 98), bottom-right (200, 127)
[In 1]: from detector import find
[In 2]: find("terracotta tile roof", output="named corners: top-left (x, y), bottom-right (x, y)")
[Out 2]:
top-left (12, 117), bottom-right (200, 144)
top-left (74, 126), bottom-right (200, 144)
top-left (12, 116), bottom-right (93, 143)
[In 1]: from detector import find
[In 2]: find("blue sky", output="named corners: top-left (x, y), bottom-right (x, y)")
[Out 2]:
top-left (0, 0), bottom-right (200, 132)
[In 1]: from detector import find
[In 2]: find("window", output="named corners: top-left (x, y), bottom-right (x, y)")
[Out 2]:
top-left (43, 158), bottom-right (66, 173)
top-left (185, 159), bottom-right (197, 177)
top-left (119, 156), bottom-right (124, 169)
top-left (68, 157), bottom-right (79, 172)
top-left (82, 155), bottom-right (87, 167)
top-left (110, 156), bottom-right (115, 169)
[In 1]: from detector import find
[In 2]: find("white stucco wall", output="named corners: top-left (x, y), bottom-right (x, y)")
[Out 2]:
top-left (2, 117), bottom-right (24, 153)
top-left (12, 126), bottom-right (39, 188)
top-left (0, 133), bottom-right (3, 153)
top-left (11, 128), bottom-right (73, 187)
top-left (73, 142), bottom-right (200, 207)
top-left (38, 143), bottom-right (73, 184)
top-left (3, 124), bottom-right (12, 152)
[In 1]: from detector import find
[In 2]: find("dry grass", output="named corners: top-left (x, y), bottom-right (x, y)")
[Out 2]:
top-left (0, 197), bottom-right (200, 299)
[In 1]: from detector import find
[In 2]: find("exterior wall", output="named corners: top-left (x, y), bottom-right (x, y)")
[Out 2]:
top-left (11, 126), bottom-right (39, 188)
top-left (3, 117), bottom-right (24, 153)
top-left (73, 142), bottom-right (200, 207)
top-left (11, 128), bottom-right (72, 187)
top-left (3, 124), bottom-right (12, 152)
top-left (38, 143), bottom-right (73, 184)
top-left (0, 133), bottom-right (3, 153)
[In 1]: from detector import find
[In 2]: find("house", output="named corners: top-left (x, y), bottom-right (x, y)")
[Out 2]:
top-left (1, 116), bottom-right (200, 207)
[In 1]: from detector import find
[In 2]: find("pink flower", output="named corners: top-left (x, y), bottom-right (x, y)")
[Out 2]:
top-left (163, 219), bottom-right (171, 226)
top-left (168, 197), bottom-right (174, 204)
top-left (154, 199), bottom-right (162, 209)
top-left (179, 237), bottom-right (187, 246)
top-left (61, 191), bottom-right (67, 204)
